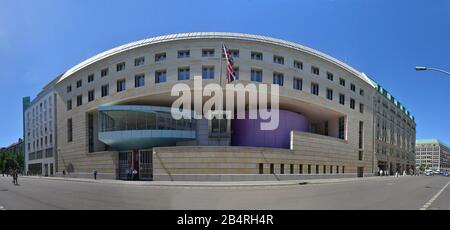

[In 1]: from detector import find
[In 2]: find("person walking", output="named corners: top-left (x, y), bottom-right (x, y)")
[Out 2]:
top-left (93, 169), bottom-right (98, 180)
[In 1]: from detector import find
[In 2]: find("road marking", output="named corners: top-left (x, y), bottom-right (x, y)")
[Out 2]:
top-left (420, 180), bottom-right (450, 210)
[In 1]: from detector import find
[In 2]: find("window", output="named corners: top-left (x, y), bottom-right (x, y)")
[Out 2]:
top-left (270, 164), bottom-right (274, 174)
top-left (360, 89), bottom-right (365, 96)
top-left (116, 62), bottom-right (126, 72)
top-left (330, 165), bottom-right (333, 174)
top-left (178, 67), bottom-right (190, 80)
top-left (273, 55), bottom-right (284, 64)
top-left (337, 166), bottom-right (339, 174)
top-left (327, 72), bottom-right (334, 81)
top-left (359, 151), bottom-right (363, 161)
top-left (117, 79), bottom-right (126, 92)
top-left (134, 57), bottom-right (145, 66)
top-left (76, 95), bottom-right (82, 106)
top-left (343, 166), bottom-right (345, 174)
top-left (251, 69), bottom-right (262, 82)
top-left (67, 118), bottom-right (73, 142)
top-left (67, 85), bottom-right (72, 93)
top-left (67, 100), bottom-right (72, 111)
top-left (311, 66), bottom-right (319, 75)
top-left (155, 53), bottom-right (166, 62)
top-left (227, 67), bottom-right (239, 80)
top-left (293, 78), bottom-right (302, 90)
top-left (273, 73), bottom-right (284, 86)
top-left (310, 83), bottom-right (319, 95)
top-left (290, 164), bottom-right (294, 174)
top-left (155, 70), bottom-right (167, 83)
top-left (280, 164), bottom-right (285, 174)
top-left (299, 164), bottom-right (303, 174)
top-left (135, 74), bottom-right (145, 88)
top-left (339, 94), bottom-right (345, 105)
top-left (350, 84), bottom-right (356, 92)
top-left (350, 98), bottom-right (355, 109)
top-left (101, 85), bottom-right (109, 97)
top-left (230, 49), bottom-right (239, 58)
top-left (359, 121), bottom-right (364, 149)
top-left (339, 117), bottom-right (345, 140)
top-left (339, 78), bottom-right (346, 87)
top-left (326, 88), bottom-right (333, 100)
top-left (202, 66), bottom-right (215, 79)
top-left (76, 80), bottom-right (82, 88)
top-left (360, 103), bottom-right (365, 113)
top-left (251, 52), bottom-right (263, 60)
top-left (202, 49), bottom-right (215, 57)
top-left (316, 165), bottom-right (319, 174)
top-left (294, 60), bottom-right (303, 70)
top-left (177, 50), bottom-right (190, 58)
top-left (88, 90), bottom-right (94, 102)
top-left (259, 163), bottom-right (264, 174)
top-left (307, 165), bottom-right (311, 174)
top-left (101, 68), bottom-right (109, 77)
top-left (324, 121), bottom-right (329, 136)
top-left (88, 74), bottom-right (94, 83)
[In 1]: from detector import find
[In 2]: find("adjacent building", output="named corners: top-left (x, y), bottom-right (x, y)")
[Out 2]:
top-left (416, 139), bottom-right (450, 172)
top-left (25, 32), bottom-right (416, 181)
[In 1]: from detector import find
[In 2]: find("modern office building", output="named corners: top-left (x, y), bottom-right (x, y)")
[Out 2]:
top-left (31, 32), bottom-right (415, 181)
top-left (415, 139), bottom-right (450, 172)
top-left (23, 78), bottom-right (58, 176)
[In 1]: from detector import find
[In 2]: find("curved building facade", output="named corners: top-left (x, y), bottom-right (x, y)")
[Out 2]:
top-left (50, 32), bottom-right (416, 181)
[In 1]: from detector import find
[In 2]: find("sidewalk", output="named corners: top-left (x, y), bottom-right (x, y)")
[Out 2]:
top-left (21, 175), bottom-right (410, 187)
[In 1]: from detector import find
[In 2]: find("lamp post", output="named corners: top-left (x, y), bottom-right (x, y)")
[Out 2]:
top-left (415, 66), bottom-right (450, 76)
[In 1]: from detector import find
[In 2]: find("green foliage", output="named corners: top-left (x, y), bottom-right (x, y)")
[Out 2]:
top-left (0, 150), bottom-right (23, 173)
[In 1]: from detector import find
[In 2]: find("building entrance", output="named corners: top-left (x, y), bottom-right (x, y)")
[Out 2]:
top-left (118, 150), bottom-right (153, 181)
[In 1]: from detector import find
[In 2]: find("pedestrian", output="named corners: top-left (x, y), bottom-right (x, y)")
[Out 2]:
top-left (63, 169), bottom-right (66, 177)
top-left (93, 169), bottom-right (98, 180)
top-left (380, 169), bottom-right (383, 177)
top-left (132, 169), bottom-right (138, 181)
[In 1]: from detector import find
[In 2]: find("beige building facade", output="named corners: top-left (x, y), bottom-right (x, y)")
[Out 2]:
top-left (43, 32), bottom-right (415, 180)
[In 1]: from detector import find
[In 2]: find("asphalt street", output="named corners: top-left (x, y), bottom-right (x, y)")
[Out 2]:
top-left (0, 175), bottom-right (449, 210)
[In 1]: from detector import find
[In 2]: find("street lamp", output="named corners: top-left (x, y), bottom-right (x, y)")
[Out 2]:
top-left (415, 66), bottom-right (450, 76)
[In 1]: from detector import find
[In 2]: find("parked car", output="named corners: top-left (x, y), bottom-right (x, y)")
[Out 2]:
top-left (443, 171), bottom-right (449, 177)
top-left (425, 169), bottom-right (434, 176)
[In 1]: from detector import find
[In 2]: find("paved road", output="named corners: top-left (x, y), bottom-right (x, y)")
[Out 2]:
top-left (0, 175), bottom-right (449, 210)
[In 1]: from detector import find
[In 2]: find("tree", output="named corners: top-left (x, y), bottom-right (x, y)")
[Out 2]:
top-left (0, 150), bottom-right (21, 173)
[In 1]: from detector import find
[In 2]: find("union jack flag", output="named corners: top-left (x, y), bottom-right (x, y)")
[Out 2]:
top-left (222, 43), bottom-right (236, 83)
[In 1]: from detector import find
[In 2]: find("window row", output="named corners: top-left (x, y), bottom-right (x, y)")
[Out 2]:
top-left (258, 163), bottom-right (346, 175)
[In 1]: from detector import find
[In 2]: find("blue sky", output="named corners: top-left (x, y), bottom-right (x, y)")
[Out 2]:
top-left (0, 0), bottom-right (449, 147)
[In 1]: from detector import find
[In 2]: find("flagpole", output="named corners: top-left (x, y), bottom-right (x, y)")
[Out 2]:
top-left (219, 42), bottom-right (223, 87)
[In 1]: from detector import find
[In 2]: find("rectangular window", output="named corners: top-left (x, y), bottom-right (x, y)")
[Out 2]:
top-left (339, 117), bottom-right (345, 140)
top-left (251, 69), bottom-right (263, 82)
top-left (88, 74), bottom-right (94, 83)
top-left (310, 83), bottom-right (319, 96)
top-left (359, 151), bottom-right (363, 161)
top-left (134, 57), bottom-right (145, 66)
top-left (343, 166), bottom-right (345, 174)
top-left (308, 165), bottom-right (311, 174)
top-left (293, 78), bottom-right (302, 90)
top-left (177, 50), bottom-right (190, 58)
top-left (326, 88), bottom-right (333, 100)
top-left (360, 103), bottom-right (365, 113)
top-left (101, 68), bottom-right (109, 77)
top-left (66, 85), bottom-right (72, 93)
top-left (339, 78), bottom-right (346, 87)
top-left (330, 165), bottom-right (333, 174)
top-left (67, 118), bottom-right (73, 142)
top-left (280, 164), bottom-right (285, 174)
top-left (135, 74), bottom-right (145, 88)
top-left (67, 100), bottom-right (72, 111)
top-left (178, 67), bottom-right (190, 80)
top-left (311, 66), bottom-right (320, 75)
top-left (155, 70), bottom-right (167, 83)
top-left (350, 84), bottom-right (356, 92)
top-left (327, 72), bottom-right (334, 81)
top-left (76, 80), bottom-right (82, 88)
top-left (294, 60), bottom-right (303, 70)
top-left (101, 84), bottom-right (109, 97)
top-left (323, 165), bottom-right (327, 174)
top-left (350, 98), bottom-right (355, 109)
top-left (316, 165), bottom-right (319, 174)
top-left (273, 73), bottom-right (284, 86)
top-left (337, 166), bottom-right (339, 174)
top-left (324, 121), bottom-right (329, 136)
top-left (76, 95), bottom-right (82, 106)
top-left (88, 90), bottom-right (94, 102)
top-left (290, 164), bottom-right (294, 174)
top-left (259, 163), bottom-right (264, 174)
top-left (117, 79), bottom-right (126, 92)
top-left (299, 164), bottom-right (303, 174)
top-left (339, 94), bottom-right (345, 105)
top-left (202, 66), bottom-right (215, 79)
top-left (251, 52), bottom-right (263, 60)
top-left (155, 53), bottom-right (166, 62)
top-left (88, 114), bottom-right (94, 153)
top-left (270, 163), bottom-right (274, 174)
top-left (273, 55), bottom-right (284, 64)
top-left (230, 49), bottom-right (239, 58)
top-left (360, 89), bottom-right (365, 96)
top-left (359, 121), bottom-right (364, 149)
top-left (116, 62), bottom-right (126, 72)
top-left (202, 49), bottom-right (215, 57)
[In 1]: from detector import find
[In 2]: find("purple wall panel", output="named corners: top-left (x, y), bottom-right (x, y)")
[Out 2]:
top-left (231, 110), bottom-right (308, 149)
